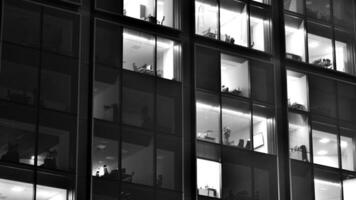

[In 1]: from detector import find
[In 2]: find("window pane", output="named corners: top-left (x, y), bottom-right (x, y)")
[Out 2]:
top-left (312, 122), bottom-right (338, 168)
top-left (337, 83), bottom-right (356, 126)
top-left (0, 103), bottom-right (36, 165)
top-left (196, 92), bottom-right (221, 144)
top-left (92, 178), bottom-right (120, 200)
top-left (123, 29), bottom-right (155, 76)
top-left (333, 0), bottom-right (354, 28)
top-left (195, 0), bottom-right (219, 39)
top-left (42, 8), bottom-right (79, 57)
top-left (38, 110), bottom-right (76, 171)
top-left (250, 61), bottom-right (274, 104)
top-left (308, 23), bottom-right (333, 69)
top-left (156, 38), bottom-right (181, 81)
top-left (93, 67), bottom-right (120, 122)
top-left (221, 54), bottom-right (250, 98)
top-left (285, 15), bottom-right (305, 62)
top-left (156, 135), bottom-right (181, 190)
top-left (195, 46), bottom-right (220, 91)
top-left (254, 165), bottom-right (277, 200)
top-left (122, 182), bottom-right (154, 200)
top-left (306, 0), bottom-right (331, 22)
top-left (289, 113), bottom-right (310, 162)
top-left (340, 128), bottom-right (356, 171)
top-left (3, 0), bottom-right (41, 48)
top-left (0, 44), bottom-right (39, 105)
top-left (124, 0), bottom-right (156, 22)
top-left (157, 0), bottom-right (176, 27)
top-left (92, 120), bottom-right (120, 179)
top-left (197, 141), bottom-right (221, 161)
top-left (197, 158), bottom-right (221, 198)
top-left (122, 72), bottom-right (154, 129)
top-left (40, 52), bottom-right (78, 113)
top-left (343, 174), bottom-right (356, 200)
top-left (36, 184), bottom-right (67, 200)
top-left (335, 30), bottom-right (354, 74)
top-left (222, 162), bottom-right (252, 200)
top-left (287, 70), bottom-right (309, 111)
top-left (220, 0), bottom-right (248, 46)
top-left (222, 98), bottom-right (251, 149)
top-left (0, 178), bottom-right (33, 200)
top-left (95, 21), bottom-right (122, 69)
top-left (253, 105), bottom-right (275, 154)
top-left (95, 0), bottom-right (121, 13)
top-left (250, 6), bottom-right (271, 52)
top-left (309, 75), bottom-right (336, 118)
top-left (290, 160), bottom-right (314, 200)
top-left (284, 0), bottom-right (304, 14)
top-left (122, 127), bottom-right (154, 186)
top-left (314, 168), bottom-right (341, 200)
top-left (252, 0), bottom-right (269, 4)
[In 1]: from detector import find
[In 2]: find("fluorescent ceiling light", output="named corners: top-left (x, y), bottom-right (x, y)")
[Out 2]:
top-left (317, 150), bottom-right (328, 156)
top-left (341, 141), bottom-right (348, 148)
top-left (11, 186), bottom-right (25, 192)
top-left (309, 41), bottom-right (319, 48)
top-left (319, 138), bottom-right (330, 144)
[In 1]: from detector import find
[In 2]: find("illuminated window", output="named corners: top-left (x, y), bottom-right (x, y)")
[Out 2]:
top-left (289, 113), bottom-right (310, 162)
top-left (195, 0), bottom-right (219, 39)
top-left (287, 70), bottom-right (309, 111)
top-left (285, 15), bottom-right (305, 62)
top-left (197, 158), bottom-right (221, 198)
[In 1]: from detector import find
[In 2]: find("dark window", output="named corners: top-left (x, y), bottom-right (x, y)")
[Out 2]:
top-left (306, 0), bottom-right (331, 22)
top-left (195, 46), bottom-right (220, 92)
top-left (250, 61), bottom-right (274, 104)
top-left (284, 0), bottom-right (304, 14)
top-left (333, 0), bottom-right (355, 28)
top-left (96, 0), bottom-right (121, 14)
top-left (290, 160), bottom-right (314, 200)
top-left (309, 75), bottom-right (336, 118)
top-left (335, 30), bottom-right (354, 74)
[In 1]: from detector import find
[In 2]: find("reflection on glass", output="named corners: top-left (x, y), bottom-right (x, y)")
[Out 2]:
top-left (122, 128), bottom-right (154, 186)
top-left (196, 92), bottom-right (220, 144)
top-left (195, 0), bottom-right (219, 39)
top-left (285, 16), bottom-right (305, 62)
top-left (156, 38), bottom-right (181, 81)
top-left (308, 33), bottom-right (333, 69)
top-left (220, 0), bottom-right (248, 46)
top-left (157, 0), bottom-right (175, 27)
top-left (335, 30), bottom-right (353, 74)
top-left (284, 0), bottom-right (304, 13)
top-left (124, 0), bottom-right (155, 22)
top-left (221, 54), bottom-right (250, 97)
top-left (343, 175), bottom-right (356, 200)
top-left (314, 169), bottom-right (341, 200)
top-left (306, 0), bottom-right (331, 22)
top-left (197, 158), bottom-right (221, 198)
top-left (253, 106), bottom-right (275, 154)
top-left (250, 7), bottom-right (270, 52)
top-left (333, 0), bottom-right (354, 28)
top-left (0, 178), bottom-right (33, 200)
top-left (123, 29), bottom-right (155, 75)
top-left (341, 128), bottom-right (356, 171)
top-left (93, 67), bottom-right (120, 122)
top-left (312, 126), bottom-right (338, 168)
top-left (222, 98), bottom-right (251, 149)
top-left (36, 185), bottom-right (67, 200)
top-left (287, 70), bottom-right (308, 111)
top-left (289, 113), bottom-right (310, 162)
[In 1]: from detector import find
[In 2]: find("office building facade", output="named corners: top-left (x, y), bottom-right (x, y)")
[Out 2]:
top-left (0, 0), bottom-right (355, 200)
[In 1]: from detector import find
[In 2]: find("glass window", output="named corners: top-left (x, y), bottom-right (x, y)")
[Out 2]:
top-left (157, 0), bottom-right (176, 27)
top-left (306, 0), bottom-right (331, 22)
top-left (42, 8), bottom-right (79, 57)
top-left (222, 98), bottom-right (251, 149)
top-left (156, 135), bottom-right (181, 190)
top-left (156, 80), bottom-right (182, 135)
top-left (252, 0), bottom-right (269, 4)
top-left (37, 110), bottom-right (76, 171)
top-left (122, 72), bottom-right (154, 129)
top-left (95, 20), bottom-right (122, 69)
top-left (250, 6), bottom-right (271, 52)
top-left (92, 178), bottom-right (120, 199)
top-left (195, 46), bottom-right (220, 91)
top-left (0, 44), bottom-right (39, 105)
top-left (0, 178), bottom-right (33, 200)
top-left (197, 141), bottom-right (221, 161)
top-left (0, 103), bottom-right (36, 165)
top-left (314, 168), bottom-right (341, 200)
top-left (3, 0), bottom-right (41, 48)
top-left (290, 160), bottom-right (314, 200)
top-left (124, 0), bottom-right (155, 22)
top-left (340, 128), bottom-right (356, 171)
top-left (92, 120), bottom-right (120, 179)
top-left (222, 162), bottom-right (252, 200)
top-left (343, 174), bottom-right (356, 200)
top-left (253, 105), bottom-right (275, 154)
top-left (95, 0), bottom-right (121, 14)
top-left (337, 83), bottom-right (356, 126)
top-left (333, 0), bottom-right (355, 28)
top-left (219, 0), bottom-right (248, 46)
top-left (195, 0), bottom-right (219, 39)
top-left (197, 158), bottom-right (221, 198)
top-left (40, 52), bottom-right (78, 113)
top-left (312, 122), bottom-right (339, 168)
top-left (121, 183), bottom-right (155, 200)
top-left (250, 61), bottom-right (274, 104)
top-left (287, 70), bottom-right (309, 111)
top-left (289, 113), bottom-right (310, 162)
top-left (284, 0), bottom-right (304, 14)
top-left (221, 54), bottom-right (250, 98)
top-left (36, 184), bottom-right (67, 200)
top-left (156, 37), bottom-right (181, 81)
top-left (335, 30), bottom-right (354, 74)
top-left (196, 92), bottom-right (220, 144)
top-left (307, 23), bottom-right (333, 69)
top-left (309, 75), bottom-right (336, 118)
top-left (123, 29), bottom-right (155, 76)
top-left (285, 15), bottom-right (306, 62)
top-left (93, 67), bottom-right (120, 122)
top-left (122, 127), bottom-right (154, 186)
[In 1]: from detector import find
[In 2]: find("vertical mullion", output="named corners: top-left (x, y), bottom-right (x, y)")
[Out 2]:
top-left (217, 0), bottom-right (221, 40)
top-left (118, 25), bottom-right (124, 200)
top-left (153, 35), bottom-right (158, 197)
top-left (247, 3), bottom-right (252, 48)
